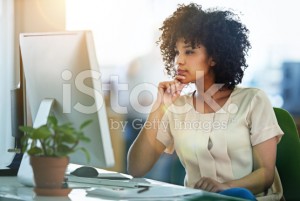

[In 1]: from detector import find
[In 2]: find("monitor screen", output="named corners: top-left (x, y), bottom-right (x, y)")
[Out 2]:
top-left (17, 31), bottom-right (115, 185)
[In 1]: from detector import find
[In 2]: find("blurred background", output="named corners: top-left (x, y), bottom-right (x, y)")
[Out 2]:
top-left (1, 0), bottom-right (299, 184)
top-left (65, 0), bottom-right (300, 117)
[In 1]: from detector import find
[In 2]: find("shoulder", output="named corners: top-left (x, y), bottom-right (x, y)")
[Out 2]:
top-left (234, 86), bottom-right (264, 96)
top-left (233, 86), bottom-right (269, 101)
top-left (230, 86), bottom-right (272, 113)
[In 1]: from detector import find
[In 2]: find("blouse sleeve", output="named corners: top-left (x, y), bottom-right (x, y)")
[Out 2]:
top-left (156, 111), bottom-right (175, 154)
top-left (247, 90), bottom-right (284, 146)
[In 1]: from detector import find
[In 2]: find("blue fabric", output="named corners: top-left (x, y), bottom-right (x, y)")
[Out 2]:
top-left (218, 187), bottom-right (256, 201)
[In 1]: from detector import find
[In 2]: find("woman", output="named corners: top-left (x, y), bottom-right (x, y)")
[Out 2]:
top-left (127, 3), bottom-right (284, 200)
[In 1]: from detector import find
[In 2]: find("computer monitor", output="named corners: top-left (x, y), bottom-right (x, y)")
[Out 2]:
top-left (17, 31), bottom-right (115, 185)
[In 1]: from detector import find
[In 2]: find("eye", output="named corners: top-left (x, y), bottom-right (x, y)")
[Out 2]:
top-left (185, 50), bottom-right (194, 55)
top-left (174, 50), bottom-right (179, 55)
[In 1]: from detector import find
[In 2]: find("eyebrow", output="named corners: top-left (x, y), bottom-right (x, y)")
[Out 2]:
top-left (183, 44), bottom-right (192, 48)
top-left (175, 44), bottom-right (192, 50)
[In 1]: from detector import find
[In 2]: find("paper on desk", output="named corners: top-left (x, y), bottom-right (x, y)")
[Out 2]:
top-left (86, 185), bottom-right (202, 198)
top-left (67, 175), bottom-right (152, 188)
top-left (96, 173), bottom-right (131, 180)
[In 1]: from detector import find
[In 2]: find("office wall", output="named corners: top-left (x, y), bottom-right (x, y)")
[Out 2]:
top-left (15, 0), bottom-right (66, 33)
top-left (14, 0), bottom-right (66, 86)
top-left (13, 0), bottom-right (66, 123)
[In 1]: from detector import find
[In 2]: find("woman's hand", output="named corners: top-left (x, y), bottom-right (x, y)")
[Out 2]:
top-left (194, 177), bottom-right (231, 192)
top-left (156, 76), bottom-right (186, 108)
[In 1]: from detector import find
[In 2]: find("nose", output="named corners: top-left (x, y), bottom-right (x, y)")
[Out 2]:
top-left (175, 53), bottom-right (185, 66)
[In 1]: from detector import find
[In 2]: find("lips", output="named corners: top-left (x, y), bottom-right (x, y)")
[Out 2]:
top-left (177, 69), bottom-right (187, 76)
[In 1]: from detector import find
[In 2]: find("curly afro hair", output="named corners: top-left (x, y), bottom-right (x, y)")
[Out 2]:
top-left (158, 3), bottom-right (251, 89)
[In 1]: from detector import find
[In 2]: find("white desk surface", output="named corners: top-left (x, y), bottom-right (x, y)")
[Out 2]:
top-left (0, 175), bottom-right (246, 201)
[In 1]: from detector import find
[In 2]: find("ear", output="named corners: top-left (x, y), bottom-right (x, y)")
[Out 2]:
top-left (211, 60), bottom-right (216, 67)
top-left (209, 57), bottom-right (216, 67)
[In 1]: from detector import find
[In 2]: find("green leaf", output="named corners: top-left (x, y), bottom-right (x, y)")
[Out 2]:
top-left (19, 126), bottom-right (34, 133)
top-left (32, 126), bottom-right (52, 140)
top-left (79, 135), bottom-right (91, 142)
top-left (56, 145), bottom-right (72, 156)
top-left (76, 147), bottom-right (91, 163)
top-left (28, 147), bottom-right (43, 155)
top-left (80, 119), bottom-right (93, 130)
top-left (56, 127), bottom-right (73, 135)
top-left (21, 138), bottom-right (29, 153)
top-left (61, 134), bottom-right (77, 143)
top-left (48, 116), bottom-right (58, 126)
top-left (46, 148), bottom-right (54, 156)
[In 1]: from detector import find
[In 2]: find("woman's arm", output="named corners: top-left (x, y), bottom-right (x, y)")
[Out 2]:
top-left (127, 79), bottom-right (186, 177)
top-left (127, 103), bottom-right (166, 177)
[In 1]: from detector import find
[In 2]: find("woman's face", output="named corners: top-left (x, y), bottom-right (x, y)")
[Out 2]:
top-left (175, 38), bottom-right (215, 84)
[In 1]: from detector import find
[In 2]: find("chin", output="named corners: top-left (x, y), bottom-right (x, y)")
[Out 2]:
top-left (179, 79), bottom-right (192, 84)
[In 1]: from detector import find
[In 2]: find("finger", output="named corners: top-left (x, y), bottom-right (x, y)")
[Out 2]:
top-left (174, 80), bottom-right (180, 92)
top-left (158, 82), bottom-right (168, 95)
top-left (177, 83), bottom-right (186, 93)
top-left (194, 179), bottom-right (206, 190)
top-left (157, 82), bottom-right (172, 101)
top-left (206, 184), bottom-right (215, 192)
top-left (158, 81), bottom-right (172, 89)
top-left (211, 187), bottom-right (219, 193)
top-left (172, 80), bottom-right (184, 95)
top-left (170, 82), bottom-right (176, 95)
top-left (194, 182), bottom-right (201, 189)
top-left (194, 177), bottom-right (204, 188)
top-left (159, 82), bottom-right (171, 94)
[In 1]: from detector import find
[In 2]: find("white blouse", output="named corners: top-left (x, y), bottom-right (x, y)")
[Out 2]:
top-left (156, 86), bottom-right (284, 188)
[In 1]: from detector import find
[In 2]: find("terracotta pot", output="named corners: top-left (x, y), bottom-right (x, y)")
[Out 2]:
top-left (30, 156), bottom-right (70, 196)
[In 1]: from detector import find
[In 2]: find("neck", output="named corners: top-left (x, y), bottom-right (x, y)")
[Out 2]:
top-left (194, 74), bottom-right (217, 95)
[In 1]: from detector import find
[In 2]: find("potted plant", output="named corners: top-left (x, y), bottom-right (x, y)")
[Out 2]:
top-left (19, 115), bottom-right (91, 196)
